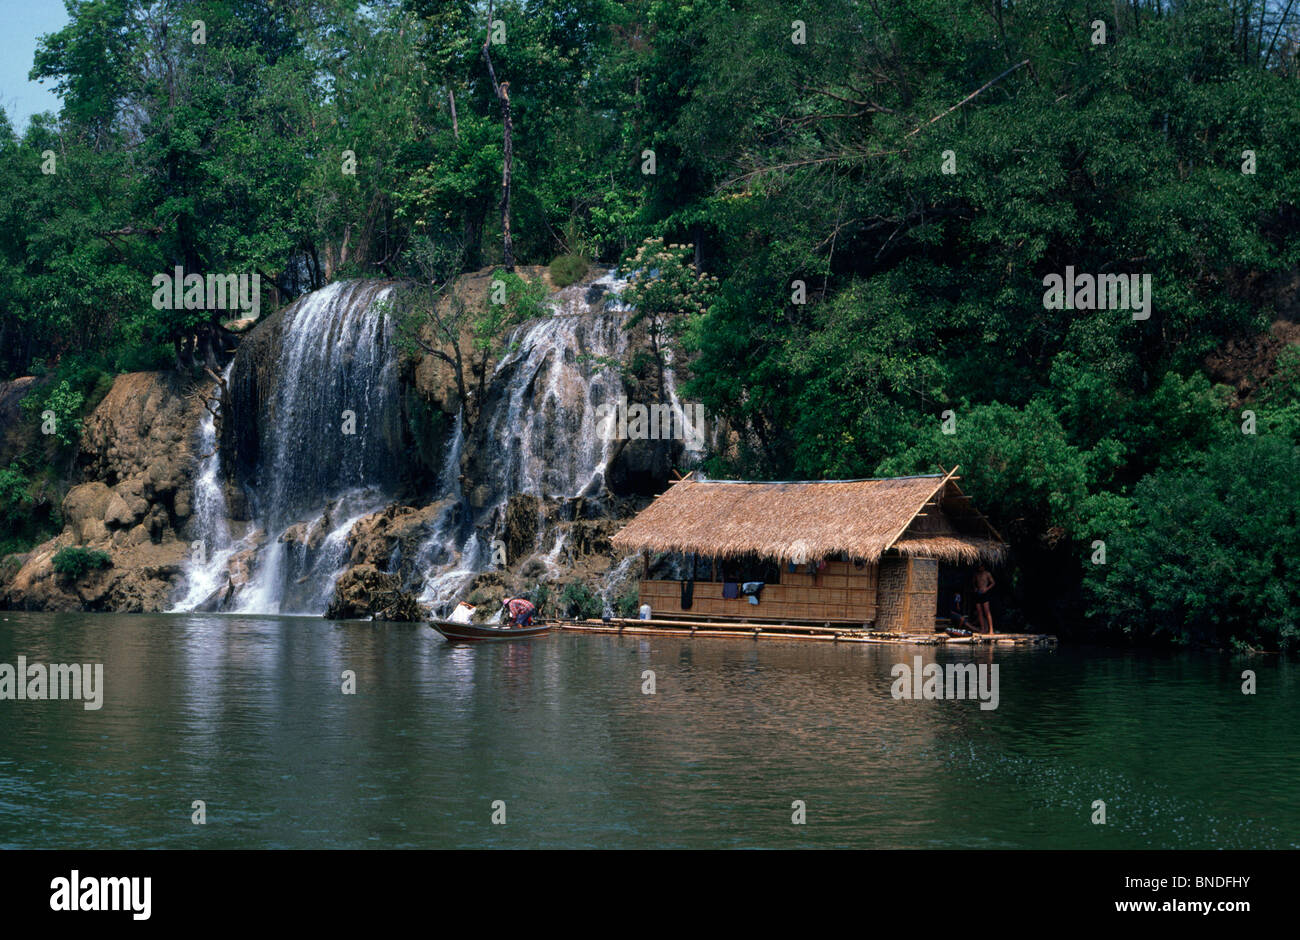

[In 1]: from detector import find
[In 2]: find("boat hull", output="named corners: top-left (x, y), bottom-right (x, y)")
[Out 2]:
top-left (430, 620), bottom-right (552, 642)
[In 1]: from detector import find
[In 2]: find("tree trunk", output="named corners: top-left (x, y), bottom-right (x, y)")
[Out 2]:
top-left (498, 82), bottom-right (514, 270)
top-left (463, 210), bottom-right (485, 268)
top-left (482, 25), bottom-right (514, 271)
top-left (452, 353), bottom-right (469, 418)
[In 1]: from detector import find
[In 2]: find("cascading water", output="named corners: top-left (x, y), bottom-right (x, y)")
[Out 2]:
top-left (475, 302), bottom-right (629, 501)
top-left (172, 267), bottom-right (707, 618)
top-left (234, 281), bottom-right (402, 614)
top-left (661, 349), bottom-right (711, 464)
top-left (411, 409), bottom-right (479, 608)
top-left (172, 281), bottom-right (404, 614)
top-left (251, 281), bottom-right (402, 523)
top-left (168, 363), bottom-right (235, 612)
top-left (415, 271), bottom-right (635, 614)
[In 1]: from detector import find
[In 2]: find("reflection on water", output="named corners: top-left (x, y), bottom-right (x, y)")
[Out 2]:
top-left (0, 611), bottom-right (1295, 849)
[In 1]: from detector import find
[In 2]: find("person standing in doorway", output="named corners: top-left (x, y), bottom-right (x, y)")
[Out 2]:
top-left (972, 565), bottom-right (995, 635)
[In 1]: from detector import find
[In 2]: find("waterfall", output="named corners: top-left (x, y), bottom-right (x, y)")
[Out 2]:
top-left (415, 271), bottom-right (632, 615)
top-left (252, 281), bottom-right (401, 526)
top-left (171, 267), bottom-right (705, 618)
top-left (232, 281), bottom-right (399, 614)
top-left (475, 304), bottom-right (628, 501)
top-left (412, 409), bottom-right (480, 608)
top-left (171, 281), bottom-right (402, 614)
top-left (661, 348), bottom-right (709, 464)
top-left (168, 363), bottom-right (235, 612)
top-left (437, 409), bottom-right (465, 495)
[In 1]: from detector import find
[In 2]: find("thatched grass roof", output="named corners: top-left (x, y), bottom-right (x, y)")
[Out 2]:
top-left (611, 472), bottom-right (1006, 565)
top-left (892, 535), bottom-right (1006, 564)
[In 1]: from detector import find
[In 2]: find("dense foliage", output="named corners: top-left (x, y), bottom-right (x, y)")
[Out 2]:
top-left (2, 0), bottom-right (1298, 647)
top-left (559, 580), bottom-right (603, 620)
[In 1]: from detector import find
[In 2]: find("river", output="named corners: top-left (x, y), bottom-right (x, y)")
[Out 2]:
top-left (0, 611), bottom-right (1294, 849)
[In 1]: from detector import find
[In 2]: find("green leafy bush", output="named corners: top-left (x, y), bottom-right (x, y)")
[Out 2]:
top-left (549, 253), bottom-right (589, 288)
top-left (0, 463), bottom-right (60, 554)
top-left (616, 590), bottom-right (640, 618)
top-left (0, 466), bottom-right (32, 525)
top-left (522, 582), bottom-right (551, 618)
top-left (21, 380), bottom-right (85, 446)
top-left (52, 546), bottom-right (112, 580)
top-left (559, 581), bottom-right (602, 620)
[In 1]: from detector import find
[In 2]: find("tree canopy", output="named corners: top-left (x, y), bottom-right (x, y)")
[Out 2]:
top-left (2, 0), bottom-right (1298, 647)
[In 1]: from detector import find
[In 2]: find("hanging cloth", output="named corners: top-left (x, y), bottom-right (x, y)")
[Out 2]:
top-left (681, 552), bottom-right (696, 609)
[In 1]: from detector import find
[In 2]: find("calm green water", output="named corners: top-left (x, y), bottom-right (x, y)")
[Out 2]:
top-left (0, 611), bottom-right (1295, 849)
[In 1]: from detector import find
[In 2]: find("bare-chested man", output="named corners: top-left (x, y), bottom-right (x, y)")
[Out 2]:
top-left (972, 565), bottom-right (995, 635)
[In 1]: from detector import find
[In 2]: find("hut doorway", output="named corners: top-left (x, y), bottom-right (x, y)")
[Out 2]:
top-left (938, 564), bottom-right (968, 626)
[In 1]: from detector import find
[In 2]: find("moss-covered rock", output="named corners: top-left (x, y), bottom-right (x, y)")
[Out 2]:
top-left (325, 563), bottom-right (424, 621)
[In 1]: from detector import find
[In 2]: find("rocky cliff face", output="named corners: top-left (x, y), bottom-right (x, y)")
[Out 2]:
top-left (1, 372), bottom-right (202, 611)
top-left (0, 376), bottom-right (46, 467)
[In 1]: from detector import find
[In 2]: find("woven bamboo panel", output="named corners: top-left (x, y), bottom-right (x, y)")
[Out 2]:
top-left (637, 580), bottom-right (880, 623)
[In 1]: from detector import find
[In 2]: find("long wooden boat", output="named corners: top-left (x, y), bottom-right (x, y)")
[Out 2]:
top-left (430, 619), bottom-right (553, 642)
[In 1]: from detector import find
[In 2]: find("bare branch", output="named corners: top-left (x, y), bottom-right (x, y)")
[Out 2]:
top-left (904, 59), bottom-right (1031, 139)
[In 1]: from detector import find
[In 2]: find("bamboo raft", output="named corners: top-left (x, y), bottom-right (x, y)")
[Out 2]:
top-left (556, 616), bottom-right (1056, 647)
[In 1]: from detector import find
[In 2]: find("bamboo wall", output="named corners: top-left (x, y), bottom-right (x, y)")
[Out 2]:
top-left (638, 560), bottom-right (878, 623)
top-left (875, 556), bottom-right (939, 633)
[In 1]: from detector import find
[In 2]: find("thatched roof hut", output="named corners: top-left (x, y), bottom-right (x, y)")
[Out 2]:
top-left (611, 470), bottom-right (1005, 565)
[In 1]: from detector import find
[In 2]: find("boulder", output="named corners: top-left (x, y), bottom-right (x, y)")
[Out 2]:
top-left (608, 435), bottom-right (677, 496)
top-left (1, 540), bottom-right (78, 611)
top-left (280, 520), bottom-right (327, 551)
top-left (146, 504), bottom-right (169, 542)
top-left (63, 483), bottom-right (114, 544)
top-left (0, 536), bottom-right (186, 613)
top-left (228, 548), bottom-right (257, 589)
top-left (346, 501), bottom-right (447, 570)
top-left (79, 372), bottom-right (199, 490)
top-left (145, 458), bottom-right (183, 499)
top-left (325, 564), bottom-right (424, 621)
top-left (104, 491), bottom-right (139, 528)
